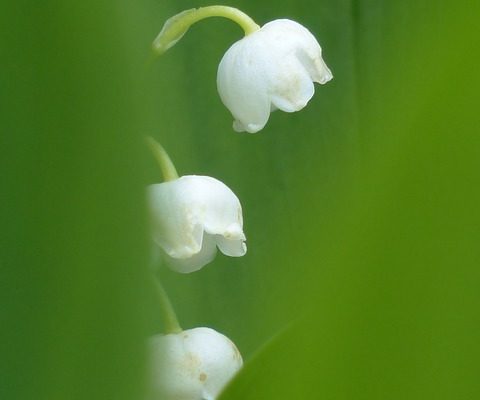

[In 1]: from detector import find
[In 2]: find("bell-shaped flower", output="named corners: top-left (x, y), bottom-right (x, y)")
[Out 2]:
top-left (148, 175), bottom-right (246, 273)
top-left (217, 19), bottom-right (333, 133)
top-left (148, 327), bottom-right (243, 400)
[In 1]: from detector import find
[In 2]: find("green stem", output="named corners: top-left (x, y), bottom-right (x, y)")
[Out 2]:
top-left (152, 275), bottom-right (182, 334)
top-left (145, 136), bottom-right (179, 182)
top-left (152, 6), bottom-right (260, 55)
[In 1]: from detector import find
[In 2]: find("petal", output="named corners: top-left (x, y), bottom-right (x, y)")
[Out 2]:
top-left (214, 222), bottom-right (246, 257)
top-left (217, 38), bottom-right (272, 133)
top-left (311, 56), bottom-right (333, 84)
top-left (148, 333), bottom-right (203, 399)
top-left (295, 44), bottom-right (333, 85)
top-left (182, 176), bottom-right (244, 237)
top-left (268, 57), bottom-right (315, 112)
top-left (163, 233), bottom-right (217, 273)
top-left (148, 183), bottom-right (203, 259)
top-left (216, 235), bottom-right (247, 257)
top-left (263, 20), bottom-right (331, 110)
top-left (182, 328), bottom-right (243, 399)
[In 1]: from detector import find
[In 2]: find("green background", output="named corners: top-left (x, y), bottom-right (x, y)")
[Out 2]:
top-left (2, 1), bottom-right (479, 399)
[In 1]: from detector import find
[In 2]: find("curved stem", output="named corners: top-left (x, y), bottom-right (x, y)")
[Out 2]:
top-left (153, 6), bottom-right (260, 55)
top-left (145, 136), bottom-right (179, 182)
top-left (152, 275), bottom-right (182, 334)
top-left (179, 6), bottom-right (260, 35)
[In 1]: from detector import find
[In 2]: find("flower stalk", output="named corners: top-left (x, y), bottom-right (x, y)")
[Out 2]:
top-left (152, 6), bottom-right (260, 55)
top-left (151, 275), bottom-right (182, 334)
top-left (145, 136), bottom-right (178, 182)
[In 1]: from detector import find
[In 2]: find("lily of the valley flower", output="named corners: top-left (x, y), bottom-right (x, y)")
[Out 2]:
top-left (148, 327), bottom-right (243, 400)
top-left (148, 175), bottom-right (246, 273)
top-left (217, 19), bottom-right (333, 133)
top-left (153, 8), bottom-right (332, 133)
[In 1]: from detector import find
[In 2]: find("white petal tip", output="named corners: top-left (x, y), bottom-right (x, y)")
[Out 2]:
top-left (232, 120), bottom-right (245, 132)
top-left (233, 120), bottom-right (264, 133)
top-left (231, 241), bottom-right (247, 257)
top-left (239, 242), bottom-right (247, 256)
top-left (314, 58), bottom-right (333, 84)
top-left (318, 72), bottom-right (333, 84)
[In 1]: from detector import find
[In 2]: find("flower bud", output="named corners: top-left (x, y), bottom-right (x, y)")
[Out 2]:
top-left (148, 327), bottom-right (243, 400)
top-left (217, 19), bottom-right (333, 133)
top-left (148, 175), bottom-right (246, 273)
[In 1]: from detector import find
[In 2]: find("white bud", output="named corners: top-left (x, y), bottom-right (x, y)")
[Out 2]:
top-left (217, 19), bottom-right (333, 133)
top-left (148, 175), bottom-right (246, 273)
top-left (148, 327), bottom-right (243, 400)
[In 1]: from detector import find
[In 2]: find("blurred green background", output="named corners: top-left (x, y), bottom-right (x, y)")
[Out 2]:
top-left (1, 0), bottom-right (479, 399)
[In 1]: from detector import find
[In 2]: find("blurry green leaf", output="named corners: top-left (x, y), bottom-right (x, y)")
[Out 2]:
top-left (1, 1), bottom-right (157, 399)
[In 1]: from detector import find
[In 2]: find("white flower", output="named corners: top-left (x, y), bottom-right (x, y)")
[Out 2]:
top-left (148, 327), bottom-right (243, 400)
top-left (148, 175), bottom-right (246, 273)
top-left (217, 19), bottom-right (333, 133)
